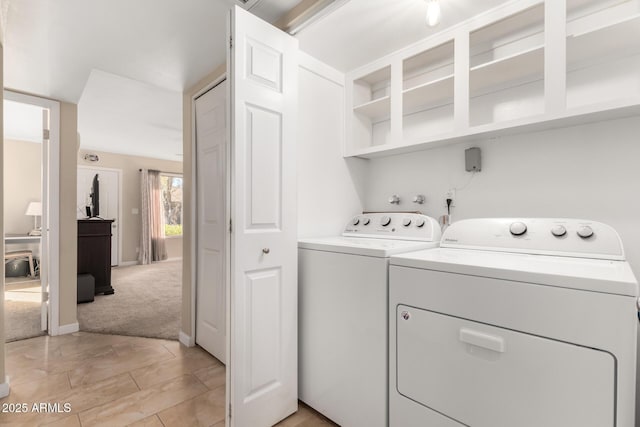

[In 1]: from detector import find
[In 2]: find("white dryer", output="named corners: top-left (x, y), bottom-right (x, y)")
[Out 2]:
top-left (299, 212), bottom-right (442, 427)
top-left (389, 218), bottom-right (638, 427)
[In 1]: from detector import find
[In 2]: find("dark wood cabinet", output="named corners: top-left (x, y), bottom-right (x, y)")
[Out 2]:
top-left (77, 219), bottom-right (114, 295)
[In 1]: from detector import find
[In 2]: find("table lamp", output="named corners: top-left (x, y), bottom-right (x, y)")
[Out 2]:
top-left (25, 202), bottom-right (42, 236)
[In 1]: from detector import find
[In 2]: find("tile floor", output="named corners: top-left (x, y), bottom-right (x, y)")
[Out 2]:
top-left (1, 332), bottom-right (337, 426)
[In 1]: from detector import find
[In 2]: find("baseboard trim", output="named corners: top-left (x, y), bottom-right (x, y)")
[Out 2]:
top-left (179, 331), bottom-right (195, 347)
top-left (0, 377), bottom-right (10, 398)
top-left (56, 322), bottom-right (79, 336)
top-left (118, 261), bottom-right (138, 267)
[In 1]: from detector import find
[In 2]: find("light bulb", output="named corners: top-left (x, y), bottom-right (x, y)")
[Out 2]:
top-left (426, 0), bottom-right (441, 27)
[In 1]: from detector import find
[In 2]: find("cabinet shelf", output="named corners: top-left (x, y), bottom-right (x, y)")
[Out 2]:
top-left (403, 75), bottom-right (454, 114)
top-left (567, 14), bottom-right (640, 67)
top-left (346, 96), bottom-right (640, 158)
top-left (353, 96), bottom-right (390, 122)
top-left (470, 45), bottom-right (544, 94)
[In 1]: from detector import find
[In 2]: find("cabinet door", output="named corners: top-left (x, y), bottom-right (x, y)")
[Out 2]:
top-left (396, 305), bottom-right (615, 427)
top-left (227, 5), bottom-right (299, 427)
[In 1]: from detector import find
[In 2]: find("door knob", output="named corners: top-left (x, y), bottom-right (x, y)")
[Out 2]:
top-left (262, 248), bottom-right (270, 254)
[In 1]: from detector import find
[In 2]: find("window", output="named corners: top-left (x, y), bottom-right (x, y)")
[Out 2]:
top-left (160, 174), bottom-right (183, 237)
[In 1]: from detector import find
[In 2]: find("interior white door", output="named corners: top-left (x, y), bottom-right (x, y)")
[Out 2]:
top-left (77, 167), bottom-right (120, 266)
top-left (195, 80), bottom-right (228, 363)
top-left (228, 6), bottom-right (299, 427)
top-left (40, 109), bottom-right (49, 331)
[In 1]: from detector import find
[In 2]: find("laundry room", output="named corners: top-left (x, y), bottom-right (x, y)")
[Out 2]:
top-left (293, 0), bottom-right (640, 426)
top-left (1, 0), bottom-right (639, 426)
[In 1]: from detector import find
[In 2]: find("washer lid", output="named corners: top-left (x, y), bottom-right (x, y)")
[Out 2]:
top-left (391, 248), bottom-right (638, 297)
top-left (298, 236), bottom-right (438, 258)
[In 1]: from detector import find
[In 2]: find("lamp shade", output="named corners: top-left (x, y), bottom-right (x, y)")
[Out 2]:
top-left (25, 202), bottom-right (42, 216)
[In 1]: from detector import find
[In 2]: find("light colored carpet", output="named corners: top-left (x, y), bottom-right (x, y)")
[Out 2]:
top-left (77, 259), bottom-right (182, 340)
top-left (4, 280), bottom-right (45, 342)
top-left (4, 299), bottom-right (44, 342)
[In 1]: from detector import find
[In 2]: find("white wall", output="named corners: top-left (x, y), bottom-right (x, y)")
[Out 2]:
top-left (4, 139), bottom-right (41, 234)
top-left (297, 57), bottom-right (366, 238)
top-left (365, 115), bottom-right (640, 274)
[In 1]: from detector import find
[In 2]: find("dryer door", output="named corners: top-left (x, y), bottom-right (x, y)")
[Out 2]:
top-left (396, 305), bottom-right (615, 427)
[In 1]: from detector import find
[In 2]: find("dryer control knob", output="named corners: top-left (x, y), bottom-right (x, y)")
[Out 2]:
top-left (577, 225), bottom-right (594, 239)
top-left (551, 225), bottom-right (567, 237)
top-left (402, 218), bottom-right (412, 227)
top-left (351, 217), bottom-right (360, 226)
top-left (380, 216), bottom-right (391, 227)
top-left (509, 222), bottom-right (527, 236)
top-left (415, 218), bottom-right (425, 228)
top-left (362, 217), bottom-right (371, 226)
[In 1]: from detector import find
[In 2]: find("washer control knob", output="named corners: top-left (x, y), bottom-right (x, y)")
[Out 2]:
top-left (380, 216), bottom-right (391, 227)
top-left (402, 218), bottom-right (412, 227)
top-left (351, 217), bottom-right (360, 226)
top-left (509, 222), bottom-right (527, 236)
top-left (577, 225), bottom-right (594, 239)
top-left (362, 217), bottom-right (370, 226)
top-left (415, 218), bottom-right (425, 228)
top-left (551, 225), bottom-right (567, 237)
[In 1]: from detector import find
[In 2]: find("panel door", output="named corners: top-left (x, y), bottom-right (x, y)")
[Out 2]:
top-left (228, 5), bottom-right (299, 427)
top-left (195, 80), bottom-right (228, 363)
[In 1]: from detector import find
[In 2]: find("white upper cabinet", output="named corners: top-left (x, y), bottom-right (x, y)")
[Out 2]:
top-left (344, 0), bottom-right (640, 158)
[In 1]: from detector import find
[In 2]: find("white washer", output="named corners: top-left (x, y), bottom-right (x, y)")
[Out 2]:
top-left (299, 212), bottom-right (442, 427)
top-left (389, 218), bottom-right (638, 427)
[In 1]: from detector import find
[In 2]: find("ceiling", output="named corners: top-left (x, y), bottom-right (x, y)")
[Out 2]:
top-left (2, 0), bottom-right (302, 160)
top-left (2, 0), bottom-right (511, 160)
top-left (297, 0), bottom-right (512, 72)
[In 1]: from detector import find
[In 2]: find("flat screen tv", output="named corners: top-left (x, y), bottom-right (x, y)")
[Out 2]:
top-left (90, 173), bottom-right (100, 217)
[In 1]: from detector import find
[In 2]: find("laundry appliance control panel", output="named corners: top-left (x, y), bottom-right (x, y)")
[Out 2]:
top-left (440, 218), bottom-right (624, 260)
top-left (343, 213), bottom-right (441, 242)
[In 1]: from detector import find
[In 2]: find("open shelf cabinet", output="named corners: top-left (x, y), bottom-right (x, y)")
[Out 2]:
top-left (345, 0), bottom-right (640, 158)
top-left (469, 3), bottom-right (545, 127)
top-left (402, 40), bottom-right (455, 144)
top-left (351, 66), bottom-right (392, 150)
top-left (566, 0), bottom-right (640, 109)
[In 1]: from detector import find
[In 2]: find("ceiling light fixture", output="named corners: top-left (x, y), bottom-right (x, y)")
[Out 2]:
top-left (426, 0), bottom-right (441, 27)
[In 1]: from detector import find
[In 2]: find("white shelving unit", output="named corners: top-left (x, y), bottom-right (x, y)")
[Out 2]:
top-left (566, 0), bottom-right (640, 109)
top-left (350, 66), bottom-right (392, 149)
top-left (469, 4), bottom-right (545, 127)
top-left (402, 40), bottom-right (455, 144)
top-left (344, 0), bottom-right (640, 158)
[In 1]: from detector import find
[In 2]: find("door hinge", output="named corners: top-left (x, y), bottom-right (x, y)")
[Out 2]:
top-left (42, 291), bottom-right (49, 303)
top-left (229, 36), bottom-right (233, 49)
top-left (229, 219), bottom-right (232, 233)
top-left (43, 129), bottom-right (50, 140)
top-left (229, 403), bottom-right (232, 419)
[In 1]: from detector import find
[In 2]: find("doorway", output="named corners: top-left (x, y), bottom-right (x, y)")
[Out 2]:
top-left (77, 166), bottom-right (122, 266)
top-left (3, 90), bottom-right (61, 340)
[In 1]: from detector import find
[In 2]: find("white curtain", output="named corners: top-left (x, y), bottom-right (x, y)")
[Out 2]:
top-left (139, 169), bottom-right (167, 264)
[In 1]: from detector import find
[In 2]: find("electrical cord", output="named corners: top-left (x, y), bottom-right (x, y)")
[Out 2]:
top-left (454, 170), bottom-right (477, 193)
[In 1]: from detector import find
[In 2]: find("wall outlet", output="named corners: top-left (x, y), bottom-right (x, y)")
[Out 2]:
top-left (444, 189), bottom-right (456, 208)
top-left (132, 208), bottom-right (139, 215)
top-left (136, 247), bottom-right (139, 253)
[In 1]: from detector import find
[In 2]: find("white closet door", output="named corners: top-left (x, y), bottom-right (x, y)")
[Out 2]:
top-left (195, 80), bottom-right (227, 363)
top-left (227, 5), bottom-right (299, 427)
